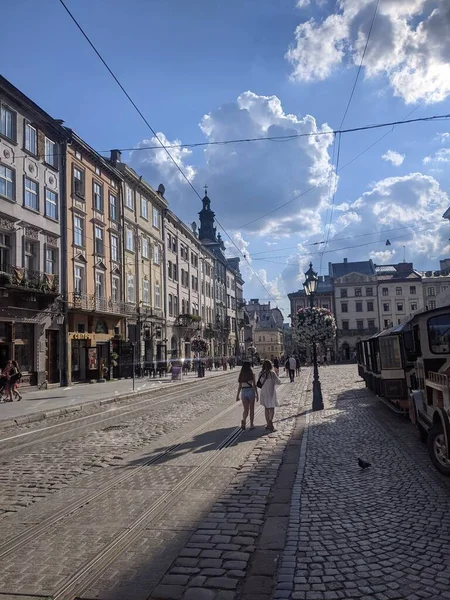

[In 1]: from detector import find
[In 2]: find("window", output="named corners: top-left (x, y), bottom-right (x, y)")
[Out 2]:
top-left (173, 295), bottom-right (178, 315)
top-left (112, 276), bottom-right (120, 303)
top-left (153, 244), bottom-right (160, 265)
top-left (110, 234), bottom-right (119, 262)
top-left (355, 288), bottom-right (362, 297)
top-left (155, 282), bottom-right (161, 308)
top-left (368, 319), bottom-right (375, 329)
top-left (125, 185), bottom-right (134, 209)
top-left (153, 207), bottom-right (160, 229)
top-left (45, 138), bottom-right (57, 168)
top-left (94, 226), bottom-right (104, 255)
top-left (366, 287), bottom-right (373, 296)
top-left (383, 302), bottom-right (390, 312)
top-left (142, 237), bottom-right (149, 259)
top-left (24, 177), bottom-right (38, 210)
top-left (45, 189), bottom-right (58, 220)
top-left (168, 294), bottom-right (173, 317)
top-left (95, 271), bottom-right (105, 297)
top-left (384, 319), bottom-right (390, 329)
top-left (0, 164), bottom-right (14, 200)
top-left (322, 303), bottom-right (329, 309)
top-left (409, 286), bottom-right (416, 295)
top-left (45, 248), bottom-right (56, 274)
top-left (109, 193), bottom-right (118, 221)
top-left (396, 287), bottom-right (402, 296)
top-left (143, 279), bottom-right (150, 305)
top-left (341, 289), bottom-right (347, 298)
top-left (74, 215), bottom-right (84, 247)
top-left (427, 286), bottom-right (435, 296)
top-left (25, 123), bottom-right (37, 154)
top-left (141, 196), bottom-right (148, 219)
top-left (379, 336), bottom-right (402, 369)
top-left (341, 302), bottom-right (348, 313)
top-left (24, 241), bottom-right (37, 271)
top-left (428, 300), bottom-right (436, 310)
top-left (74, 265), bottom-right (84, 294)
top-left (126, 228), bottom-right (134, 251)
top-left (367, 301), bottom-right (374, 312)
top-left (382, 288), bottom-right (389, 296)
top-left (168, 260), bottom-right (172, 279)
top-left (0, 233), bottom-right (11, 268)
top-left (397, 302), bottom-right (404, 312)
top-left (73, 166), bottom-right (85, 197)
top-left (0, 104), bottom-right (15, 140)
top-left (93, 181), bottom-right (103, 212)
top-left (356, 302), bottom-right (363, 312)
top-left (410, 301), bottom-right (418, 312)
top-left (356, 320), bottom-right (364, 331)
top-left (127, 274), bottom-right (135, 303)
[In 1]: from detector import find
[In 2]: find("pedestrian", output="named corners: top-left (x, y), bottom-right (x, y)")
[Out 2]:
top-left (295, 356), bottom-right (301, 376)
top-left (236, 361), bottom-right (258, 430)
top-left (8, 360), bottom-right (22, 401)
top-left (0, 360), bottom-right (11, 401)
top-left (288, 355), bottom-right (296, 382)
top-left (257, 360), bottom-right (281, 432)
top-left (323, 353), bottom-right (327, 367)
top-left (273, 356), bottom-right (280, 376)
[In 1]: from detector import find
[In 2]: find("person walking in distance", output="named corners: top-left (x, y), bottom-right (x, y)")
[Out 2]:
top-left (9, 360), bottom-right (22, 401)
top-left (273, 356), bottom-right (280, 376)
top-left (288, 355), bottom-right (296, 383)
top-left (258, 360), bottom-right (281, 432)
top-left (295, 355), bottom-right (301, 377)
top-left (236, 361), bottom-right (258, 430)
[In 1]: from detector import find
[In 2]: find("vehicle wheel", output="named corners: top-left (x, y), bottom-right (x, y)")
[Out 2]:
top-left (427, 423), bottom-right (450, 476)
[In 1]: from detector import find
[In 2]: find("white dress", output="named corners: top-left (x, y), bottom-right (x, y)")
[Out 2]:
top-left (259, 371), bottom-right (282, 408)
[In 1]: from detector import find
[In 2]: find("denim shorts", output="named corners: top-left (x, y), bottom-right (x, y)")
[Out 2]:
top-left (241, 388), bottom-right (256, 401)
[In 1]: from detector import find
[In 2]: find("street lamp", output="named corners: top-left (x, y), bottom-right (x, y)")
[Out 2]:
top-left (303, 262), bottom-right (324, 411)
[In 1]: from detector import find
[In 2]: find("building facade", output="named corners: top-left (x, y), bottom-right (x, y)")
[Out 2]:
top-left (329, 259), bottom-right (379, 361)
top-left (0, 76), bottom-right (66, 385)
top-left (65, 131), bottom-right (126, 383)
top-left (110, 152), bottom-right (167, 368)
top-left (375, 263), bottom-right (423, 329)
top-left (420, 259), bottom-right (450, 310)
top-left (244, 299), bottom-right (284, 360)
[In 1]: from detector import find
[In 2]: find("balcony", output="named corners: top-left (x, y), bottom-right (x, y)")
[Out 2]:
top-left (0, 264), bottom-right (59, 294)
top-left (340, 327), bottom-right (379, 336)
top-left (68, 293), bottom-right (137, 316)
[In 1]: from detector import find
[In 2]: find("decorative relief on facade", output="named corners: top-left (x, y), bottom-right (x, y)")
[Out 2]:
top-left (1, 145), bottom-right (14, 163)
top-left (343, 274), bottom-right (365, 283)
top-left (25, 227), bottom-right (39, 240)
top-left (46, 235), bottom-right (58, 247)
top-left (0, 217), bottom-right (16, 231)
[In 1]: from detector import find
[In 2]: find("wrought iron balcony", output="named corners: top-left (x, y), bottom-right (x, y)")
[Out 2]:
top-left (68, 293), bottom-right (137, 316)
top-left (0, 264), bottom-right (59, 294)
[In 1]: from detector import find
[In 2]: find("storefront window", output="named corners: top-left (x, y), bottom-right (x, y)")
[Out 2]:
top-left (14, 323), bottom-right (34, 372)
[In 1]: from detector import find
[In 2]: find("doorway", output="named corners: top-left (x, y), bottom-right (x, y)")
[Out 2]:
top-left (71, 340), bottom-right (88, 382)
top-left (0, 344), bottom-right (10, 370)
top-left (45, 330), bottom-right (59, 383)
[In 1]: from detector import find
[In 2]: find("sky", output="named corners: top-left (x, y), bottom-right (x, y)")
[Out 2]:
top-left (3, 0), bottom-right (450, 318)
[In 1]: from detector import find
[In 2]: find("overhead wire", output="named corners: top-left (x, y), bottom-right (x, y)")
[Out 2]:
top-left (57, 0), bottom-right (282, 310)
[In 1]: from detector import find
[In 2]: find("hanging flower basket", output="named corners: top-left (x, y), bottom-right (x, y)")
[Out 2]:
top-left (296, 307), bottom-right (336, 346)
top-left (191, 338), bottom-right (208, 354)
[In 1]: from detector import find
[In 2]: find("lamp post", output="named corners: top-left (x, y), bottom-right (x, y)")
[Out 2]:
top-left (303, 262), bottom-right (324, 411)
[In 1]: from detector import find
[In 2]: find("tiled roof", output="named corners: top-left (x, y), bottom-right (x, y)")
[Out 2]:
top-left (330, 260), bottom-right (376, 278)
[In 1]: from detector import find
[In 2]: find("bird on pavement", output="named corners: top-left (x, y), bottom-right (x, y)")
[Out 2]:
top-left (358, 458), bottom-right (371, 470)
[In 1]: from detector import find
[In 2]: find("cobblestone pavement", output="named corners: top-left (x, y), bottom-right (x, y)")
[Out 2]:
top-left (0, 374), bottom-right (238, 518)
top-left (274, 364), bottom-right (450, 600)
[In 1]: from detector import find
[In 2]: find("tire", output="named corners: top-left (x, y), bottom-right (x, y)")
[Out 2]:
top-left (427, 423), bottom-right (450, 476)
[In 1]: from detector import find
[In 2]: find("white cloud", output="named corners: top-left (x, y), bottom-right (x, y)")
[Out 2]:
top-left (286, 0), bottom-right (450, 104)
top-left (369, 249), bottom-right (396, 263)
top-left (296, 0), bottom-right (311, 7)
top-left (382, 150), bottom-right (405, 166)
top-left (423, 148), bottom-right (450, 164)
top-left (436, 132), bottom-right (450, 143)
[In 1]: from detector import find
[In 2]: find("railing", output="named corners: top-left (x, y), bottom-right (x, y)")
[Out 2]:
top-left (0, 264), bottom-right (59, 294)
top-left (428, 371), bottom-right (449, 388)
top-left (69, 293), bottom-right (137, 315)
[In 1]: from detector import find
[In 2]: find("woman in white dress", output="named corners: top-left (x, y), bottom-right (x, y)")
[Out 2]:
top-left (257, 360), bottom-right (282, 432)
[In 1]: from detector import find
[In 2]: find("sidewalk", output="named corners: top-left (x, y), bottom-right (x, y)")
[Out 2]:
top-left (0, 367), bottom-right (236, 424)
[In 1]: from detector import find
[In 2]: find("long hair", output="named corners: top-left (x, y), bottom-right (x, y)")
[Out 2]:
top-left (262, 359), bottom-right (273, 372)
top-left (238, 361), bottom-right (254, 382)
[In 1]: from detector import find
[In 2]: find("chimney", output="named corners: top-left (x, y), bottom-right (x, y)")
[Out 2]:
top-left (110, 149), bottom-right (122, 166)
top-left (343, 258), bottom-right (347, 263)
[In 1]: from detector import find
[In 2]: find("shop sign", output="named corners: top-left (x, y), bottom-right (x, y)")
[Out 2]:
top-left (88, 348), bottom-right (98, 370)
top-left (171, 365), bottom-right (182, 381)
top-left (72, 333), bottom-right (91, 340)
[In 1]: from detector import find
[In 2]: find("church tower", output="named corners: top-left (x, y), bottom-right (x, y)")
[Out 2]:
top-left (198, 186), bottom-right (217, 243)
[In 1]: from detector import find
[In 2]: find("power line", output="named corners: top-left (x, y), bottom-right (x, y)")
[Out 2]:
top-left (319, 131), bottom-right (342, 275)
top-left (57, 0), bottom-right (281, 309)
top-left (339, 0), bottom-right (380, 130)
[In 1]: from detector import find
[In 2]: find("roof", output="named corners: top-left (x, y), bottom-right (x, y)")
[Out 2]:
top-left (330, 260), bottom-right (376, 278)
top-left (375, 263), bottom-right (421, 281)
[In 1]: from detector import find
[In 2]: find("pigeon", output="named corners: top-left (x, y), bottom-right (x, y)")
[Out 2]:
top-left (358, 458), bottom-right (371, 470)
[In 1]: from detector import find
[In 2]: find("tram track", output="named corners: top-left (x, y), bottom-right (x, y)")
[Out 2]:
top-left (0, 372), bottom-right (238, 455)
top-left (0, 394), bottom-right (251, 560)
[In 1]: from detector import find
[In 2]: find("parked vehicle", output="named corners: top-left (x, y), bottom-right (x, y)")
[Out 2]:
top-left (357, 305), bottom-right (450, 476)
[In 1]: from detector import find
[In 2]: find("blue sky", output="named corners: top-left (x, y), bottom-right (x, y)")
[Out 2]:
top-left (3, 0), bottom-right (450, 316)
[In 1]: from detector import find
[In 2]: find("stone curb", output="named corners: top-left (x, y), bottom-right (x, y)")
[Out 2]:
top-left (0, 370), bottom-right (235, 430)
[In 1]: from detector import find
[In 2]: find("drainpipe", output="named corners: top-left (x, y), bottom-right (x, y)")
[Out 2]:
top-left (161, 207), bottom-right (168, 362)
top-left (60, 139), bottom-right (69, 387)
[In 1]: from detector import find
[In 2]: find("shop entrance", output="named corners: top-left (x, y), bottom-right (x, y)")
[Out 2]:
top-left (45, 330), bottom-right (59, 383)
top-left (71, 340), bottom-right (88, 382)
top-left (0, 344), bottom-right (10, 370)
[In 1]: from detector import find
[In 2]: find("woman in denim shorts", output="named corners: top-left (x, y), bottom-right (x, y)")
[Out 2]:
top-left (236, 361), bottom-right (258, 430)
